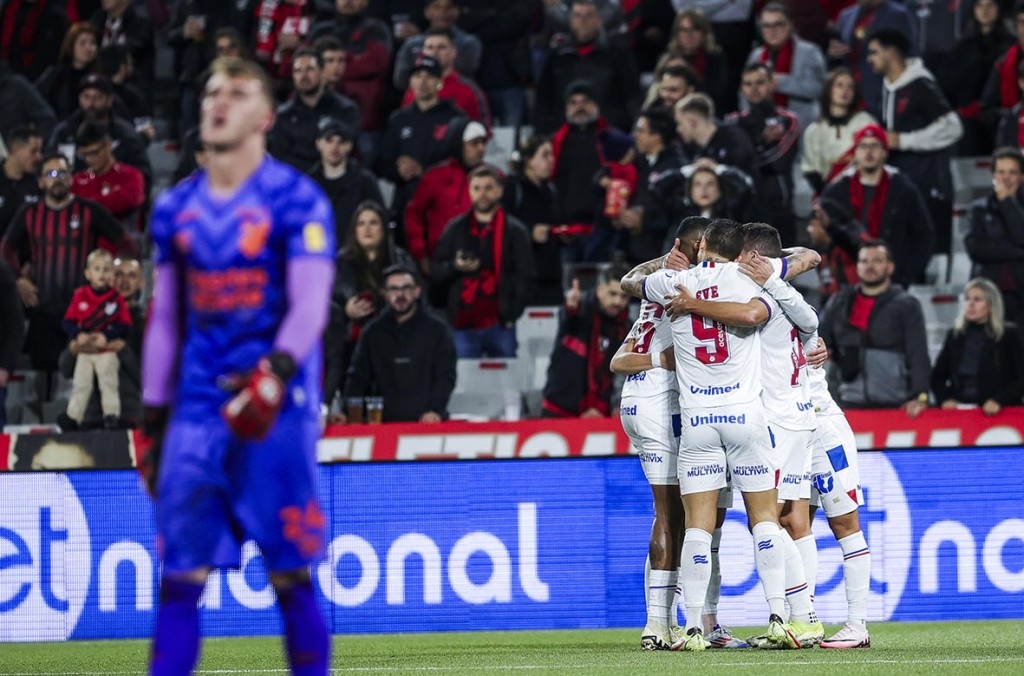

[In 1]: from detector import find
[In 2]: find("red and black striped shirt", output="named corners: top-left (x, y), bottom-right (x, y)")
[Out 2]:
top-left (0, 197), bottom-right (134, 314)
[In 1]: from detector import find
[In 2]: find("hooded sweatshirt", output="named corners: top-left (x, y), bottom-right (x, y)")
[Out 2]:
top-left (880, 57), bottom-right (962, 200)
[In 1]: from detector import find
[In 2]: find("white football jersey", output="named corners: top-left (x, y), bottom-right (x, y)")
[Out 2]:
top-left (643, 260), bottom-right (768, 410)
top-left (620, 300), bottom-right (678, 415)
top-left (759, 290), bottom-right (815, 431)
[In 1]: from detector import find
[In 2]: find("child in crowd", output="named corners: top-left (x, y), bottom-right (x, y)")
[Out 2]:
top-left (61, 249), bottom-right (132, 430)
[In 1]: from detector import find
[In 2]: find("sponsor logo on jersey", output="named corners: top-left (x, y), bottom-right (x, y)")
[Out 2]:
top-left (686, 463), bottom-right (724, 477)
top-left (625, 372), bottom-right (646, 383)
top-left (302, 222), bottom-right (328, 253)
top-left (796, 401), bottom-right (814, 412)
top-left (638, 452), bottom-right (663, 464)
top-left (619, 405), bottom-right (637, 416)
top-left (690, 382), bottom-right (740, 396)
top-left (690, 413), bottom-right (746, 426)
top-left (781, 472), bottom-right (805, 486)
top-left (733, 464), bottom-right (770, 476)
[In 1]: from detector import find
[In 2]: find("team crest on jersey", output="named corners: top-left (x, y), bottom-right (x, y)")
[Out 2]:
top-left (302, 222), bottom-right (328, 253)
top-left (70, 216), bottom-right (80, 230)
top-left (104, 302), bottom-right (118, 315)
top-left (173, 230), bottom-right (192, 255)
top-left (238, 217), bottom-right (271, 259)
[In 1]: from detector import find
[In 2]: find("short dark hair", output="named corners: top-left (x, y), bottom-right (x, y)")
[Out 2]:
top-left (510, 134), bottom-right (551, 175)
top-left (40, 152), bottom-right (70, 170)
top-left (703, 219), bottom-right (745, 261)
top-left (382, 263), bottom-right (419, 285)
top-left (424, 26), bottom-right (455, 42)
top-left (675, 215), bottom-right (711, 244)
top-left (761, 2), bottom-right (791, 19)
top-left (75, 120), bottom-right (110, 147)
top-left (992, 146), bottom-right (1024, 173)
top-left (742, 61), bottom-right (773, 77)
top-left (868, 28), bottom-right (911, 59)
top-left (598, 262), bottom-right (630, 287)
top-left (293, 47), bottom-right (322, 68)
top-left (859, 238), bottom-right (893, 261)
top-left (637, 106), bottom-right (676, 147)
top-left (468, 164), bottom-right (503, 186)
top-left (742, 222), bottom-right (782, 258)
top-left (313, 35), bottom-right (344, 55)
top-left (5, 125), bottom-right (42, 147)
top-left (661, 63), bottom-right (701, 91)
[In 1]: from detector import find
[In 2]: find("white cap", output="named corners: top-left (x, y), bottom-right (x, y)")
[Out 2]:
top-left (462, 121), bottom-right (488, 143)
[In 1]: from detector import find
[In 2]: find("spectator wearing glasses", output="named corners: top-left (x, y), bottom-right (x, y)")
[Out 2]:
top-left (70, 121), bottom-right (145, 232)
top-left (343, 264), bottom-right (456, 423)
top-left (1, 152), bottom-right (133, 374)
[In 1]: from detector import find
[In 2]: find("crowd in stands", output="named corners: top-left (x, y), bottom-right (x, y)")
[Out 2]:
top-left (3, 0), bottom-right (1024, 431)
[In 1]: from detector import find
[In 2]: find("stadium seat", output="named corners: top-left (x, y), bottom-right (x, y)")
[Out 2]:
top-left (449, 358), bottom-right (521, 421)
top-left (950, 156), bottom-right (992, 203)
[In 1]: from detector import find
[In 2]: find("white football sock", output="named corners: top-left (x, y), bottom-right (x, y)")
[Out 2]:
top-left (680, 528), bottom-right (713, 631)
top-left (702, 527), bottom-right (722, 632)
top-left (780, 529), bottom-right (816, 623)
top-left (838, 531), bottom-right (871, 625)
top-left (647, 569), bottom-right (677, 631)
top-left (751, 521), bottom-right (786, 619)
top-left (795, 534), bottom-right (818, 599)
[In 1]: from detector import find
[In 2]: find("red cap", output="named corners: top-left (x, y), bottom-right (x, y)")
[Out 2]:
top-left (853, 123), bottom-right (888, 150)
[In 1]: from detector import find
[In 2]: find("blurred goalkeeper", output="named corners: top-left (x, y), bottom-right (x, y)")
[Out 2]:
top-left (141, 56), bottom-right (335, 675)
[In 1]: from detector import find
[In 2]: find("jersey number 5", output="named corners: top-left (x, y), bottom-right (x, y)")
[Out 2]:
top-left (691, 315), bottom-right (729, 365)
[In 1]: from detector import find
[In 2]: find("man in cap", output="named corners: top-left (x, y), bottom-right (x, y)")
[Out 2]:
top-left (309, 118), bottom-right (383, 245)
top-left (812, 123), bottom-right (934, 294)
top-left (404, 118), bottom-right (490, 278)
top-left (46, 73), bottom-right (150, 185)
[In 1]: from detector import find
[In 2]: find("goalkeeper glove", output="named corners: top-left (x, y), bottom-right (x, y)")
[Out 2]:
top-left (220, 351), bottom-right (297, 440)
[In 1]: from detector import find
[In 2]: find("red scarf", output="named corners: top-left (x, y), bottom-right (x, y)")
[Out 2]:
top-left (454, 210), bottom-right (506, 329)
top-left (1003, 44), bottom-right (1024, 108)
top-left (759, 38), bottom-right (793, 107)
top-left (848, 169), bottom-right (890, 238)
top-left (551, 117), bottom-right (608, 177)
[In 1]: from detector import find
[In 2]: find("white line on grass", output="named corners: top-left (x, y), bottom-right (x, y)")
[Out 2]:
top-left (7, 658), bottom-right (1024, 676)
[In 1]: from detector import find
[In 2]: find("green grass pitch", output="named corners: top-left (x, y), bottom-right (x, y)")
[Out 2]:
top-left (3, 621), bottom-right (1023, 675)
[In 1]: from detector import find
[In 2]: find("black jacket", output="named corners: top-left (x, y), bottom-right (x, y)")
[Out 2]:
top-left (819, 283), bottom-right (931, 408)
top-left (626, 146), bottom-right (684, 263)
top-left (344, 307), bottom-right (457, 422)
top-left (819, 167), bottom-right (935, 288)
top-left (0, 259), bottom-right (24, 372)
top-left (502, 173), bottom-right (564, 306)
top-left (0, 61), bottom-right (57, 141)
top-left (268, 91), bottom-right (362, 173)
top-left (308, 160), bottom-right (384, 245)
top-left (322, 243), bottom-right (416, 405)
top-left (431, 209), bottom-right (535, 327)
top-left (931, 322), bottom-right (1024, 406)
top-left (541, 291), bottom-right (629, 417)
top-left (687, 124), bottom-right (760, 185)
top-left (966, 191), bottom-right (1024, 297)
top-left (533, 32), bottom-right (641, 133)
top-left (456, 0), bottom-right (535, 90)
top-left (89, 6), bottom-right (155, 92)
top-left (377, 100), bottom-right (466, 219)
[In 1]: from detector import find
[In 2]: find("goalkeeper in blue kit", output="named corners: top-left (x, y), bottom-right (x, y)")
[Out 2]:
top-left (141, 57), bottom-right (335, 675)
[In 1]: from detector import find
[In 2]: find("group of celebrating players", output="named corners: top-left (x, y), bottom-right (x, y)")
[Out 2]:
top-left (612, 216), bottom-right (873, 651)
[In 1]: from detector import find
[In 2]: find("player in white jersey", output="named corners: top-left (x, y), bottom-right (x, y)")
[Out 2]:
top-left (611, 239), bottom-right (687, 650)
top-left (804, 336), bottom-right (872, 649)
top-left (672, 224), bottom-right (825, 647)
top-left (613, 218), bottom-right (746, 650)
top-left (620, 219), bottom-right (820, 650)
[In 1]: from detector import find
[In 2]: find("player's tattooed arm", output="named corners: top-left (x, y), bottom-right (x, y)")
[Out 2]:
top-left (740, 253), bottom-right (819, 333)
top-left (610, 340), bottom-right (674, 374)
top-left (664, 283), bottom-right (769, 327)
top-left (780, 246), bottom-right (822, 280)
top-left (620, 255), bottom-right (667, 298)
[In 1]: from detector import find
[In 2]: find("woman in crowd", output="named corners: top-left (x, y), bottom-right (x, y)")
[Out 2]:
top-left (503, 135), bottom-right (566, 306)
top-left (931, 278), bottom-right (1024, 416)
top-left (678, 165), bottom-right (751, 222)
top-left (800, 67), bottom-right (876, 195)
top-left (941, 0), bottom-right (1014, 155)
top-left (35, 22), bottom-right (101, 119)
top-left (660, 9), bottom-right (731, 115)
top-left (322, 201), bottom-right (416, 408)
